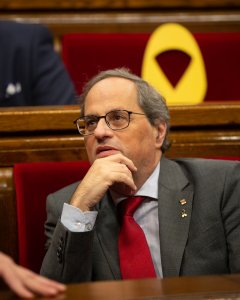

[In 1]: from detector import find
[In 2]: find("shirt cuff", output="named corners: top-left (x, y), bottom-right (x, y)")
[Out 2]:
top-left (61, 203), bottom-right (98, 232)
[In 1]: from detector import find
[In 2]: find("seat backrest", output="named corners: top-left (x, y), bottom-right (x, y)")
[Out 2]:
top-left (14, 160), bottom-right (90, 273)
top-left (62, 32), bottom-right (149, 94)
top-left (62, 31), bottom-right (240, 102)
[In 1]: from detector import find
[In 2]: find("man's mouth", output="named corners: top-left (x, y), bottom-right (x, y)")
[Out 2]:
top-left (96, 146), bottom-right (120, 158)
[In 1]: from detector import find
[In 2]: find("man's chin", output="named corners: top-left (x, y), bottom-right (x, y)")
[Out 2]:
top-left (96, 150), bottom-right (120, 159)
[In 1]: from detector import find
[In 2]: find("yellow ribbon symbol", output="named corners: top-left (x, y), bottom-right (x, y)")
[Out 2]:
top-left (141, 23), bottom-right (207, 105)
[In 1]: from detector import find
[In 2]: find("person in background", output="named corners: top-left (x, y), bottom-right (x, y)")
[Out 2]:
top-left (0, 20), bottom-right (77, 106)
top-left (40, 68), bottom-right (240, 282)
top-left (0, 251), bottom-right (65, 298)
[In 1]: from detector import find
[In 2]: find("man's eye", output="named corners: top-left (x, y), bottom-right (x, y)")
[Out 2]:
top-left (113, 114), bottom-right (123, 120)
top-left (112, 112), bottom-right (127, 121)
top-left (86, 118), bottom-right (97, 127)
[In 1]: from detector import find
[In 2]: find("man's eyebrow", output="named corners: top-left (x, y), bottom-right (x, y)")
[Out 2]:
top-left (84, 113), bottom-right (99, 117)
top-left (84, 108), bottom-right (126, 117)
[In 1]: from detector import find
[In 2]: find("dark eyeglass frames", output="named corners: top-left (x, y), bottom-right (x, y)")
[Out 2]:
top-left (74, 109), bottom-right (145, 136)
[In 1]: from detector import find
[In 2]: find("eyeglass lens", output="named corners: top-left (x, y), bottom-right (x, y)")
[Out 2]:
top-left (77, 110), bottom-right (130, 135)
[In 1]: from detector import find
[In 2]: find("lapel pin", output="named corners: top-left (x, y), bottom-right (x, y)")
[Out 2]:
top-left (181, 209), bottom-right (188, 218)
top-left (179, 199), bottom-right (187, 205)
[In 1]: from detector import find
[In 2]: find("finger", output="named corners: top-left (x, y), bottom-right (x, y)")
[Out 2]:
top-left (119, 158), bottom-right (137, 172)
top-left (104, 153), bottom-right (137, 172)
top-left (24, 279), bottom-right (60, 297)
top-left (16, 267), bottom-right (65, 296)
top-left (111, 171), bottom-right (137, 191)
top-left (2, 268), bottom-right (34, 298)
top-left (29, 273), bottom-right (66, 291)
top-left (114, 163), bottom-right (136, 182)
top-left (100, 161), bottom-right (137, 191)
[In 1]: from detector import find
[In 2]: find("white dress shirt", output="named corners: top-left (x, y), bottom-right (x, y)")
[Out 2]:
top-left (61, 162), bottom-right (162, 277)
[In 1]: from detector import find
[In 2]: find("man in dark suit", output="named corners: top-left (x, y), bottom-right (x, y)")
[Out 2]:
top-left (0, 21), bottom-right (76, 106)
top-left (40, 68), bottom-right (240, 283)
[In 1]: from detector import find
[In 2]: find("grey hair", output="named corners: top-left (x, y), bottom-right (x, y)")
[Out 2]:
top-left (79, 68), bottom-right (170, 152)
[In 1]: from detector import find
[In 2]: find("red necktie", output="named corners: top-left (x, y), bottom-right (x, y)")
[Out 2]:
top-left (118, 196), bottom-right (156, 279)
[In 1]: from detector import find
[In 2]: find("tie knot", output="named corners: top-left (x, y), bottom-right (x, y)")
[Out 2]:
top-left (118, 196), bottom-right (145, 218)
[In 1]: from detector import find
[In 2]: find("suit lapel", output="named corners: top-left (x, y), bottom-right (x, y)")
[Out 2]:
top-left (158, 157), bottom-right (193, 277)
top-left (95, 193), bottom-right (121, 279)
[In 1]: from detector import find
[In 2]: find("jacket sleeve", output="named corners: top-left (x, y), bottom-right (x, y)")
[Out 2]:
top-left (221, 161), bottom-right (240, 273)
top-left (40, 187), bottom-right (94, 283)
top-left (31, 25), bottom-right (77, 105)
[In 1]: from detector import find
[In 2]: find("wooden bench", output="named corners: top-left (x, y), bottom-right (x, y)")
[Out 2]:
top-left (0, 102), bottom-right (239, 264)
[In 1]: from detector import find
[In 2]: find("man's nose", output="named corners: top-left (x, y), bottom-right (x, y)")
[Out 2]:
top-left (94, 118), bottom-right (113, 137)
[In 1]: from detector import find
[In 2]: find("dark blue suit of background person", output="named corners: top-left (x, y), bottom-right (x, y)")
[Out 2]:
top-left (0, 21), bottom-right (77, 106)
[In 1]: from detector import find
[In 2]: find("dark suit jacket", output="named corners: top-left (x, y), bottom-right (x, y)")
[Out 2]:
top-left (0, 21), bottom-right (76, 106)
top-left (40, 157), bottom-right (240, 283)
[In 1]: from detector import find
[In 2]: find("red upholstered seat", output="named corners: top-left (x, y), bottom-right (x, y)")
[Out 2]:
top-left (196, 32), bottom-right (240, 101)
top-left (62, 32), bottom-right (240, 101)
top-left (207, 157), bottom-right (240, 160)
top-left (14, 161), bottom-right (90, 273)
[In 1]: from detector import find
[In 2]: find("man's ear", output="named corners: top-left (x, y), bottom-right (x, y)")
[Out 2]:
top-left (155, 122), bottom-right (167, 148)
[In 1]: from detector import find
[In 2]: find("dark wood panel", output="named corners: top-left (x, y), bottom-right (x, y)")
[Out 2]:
top-left (0, 102), bottom-right (240, 133)
top-left (0, 135), bottom-right (87, 165)
top-left (1, 0), bottom-right (240, 10)
top-left (0, 130), bottom-right (239, 165)
top-left (0, 168), bottom-right (18, 261)
top-left (1, 11), bottom-right (239, 38)
top-left (0, 103), bottom-right (239, 164)
top-left (169, 102), bottom-right (240, 127)
top-left (0, 105), bottom-right (80, 132)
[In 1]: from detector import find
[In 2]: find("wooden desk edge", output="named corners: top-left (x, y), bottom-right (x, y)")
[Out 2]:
top-left (0, 102), bottom-right (240, 132)
top-left (1, 274), bottom-right (240, 299)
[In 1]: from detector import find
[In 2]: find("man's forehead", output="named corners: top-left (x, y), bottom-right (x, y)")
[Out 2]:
top-left (89, 76), bottom-right (135, 92)
top-left (85, 77), bottom-right (137, 103)
top-left (84, 77), bottom-right (139, 114)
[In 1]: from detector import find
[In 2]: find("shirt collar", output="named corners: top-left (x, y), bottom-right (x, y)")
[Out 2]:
top-left (111, 161), bottom-right (160, 206)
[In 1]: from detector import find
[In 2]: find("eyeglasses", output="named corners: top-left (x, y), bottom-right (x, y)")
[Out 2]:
top-left (74, 109), bottom-right (145, 136)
